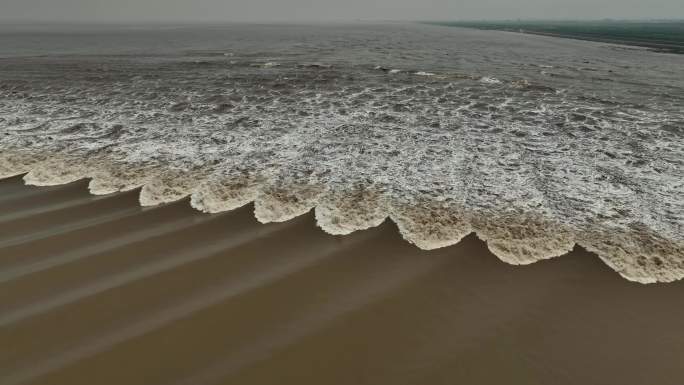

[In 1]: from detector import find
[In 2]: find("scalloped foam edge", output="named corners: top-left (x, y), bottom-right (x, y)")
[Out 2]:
top-left (3, 152), bottom-right (683, 284)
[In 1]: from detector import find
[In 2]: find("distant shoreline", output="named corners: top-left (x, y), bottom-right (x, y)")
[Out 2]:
top-left (495, 29), bottom-right (682, 54)
top-left (426, 20), bottom-right (684, 54)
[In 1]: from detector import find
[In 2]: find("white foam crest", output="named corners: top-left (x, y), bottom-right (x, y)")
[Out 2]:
top-left (23, 158), bottom-right (90, 187)
top-left (0, 153), bottom-right (33, 179)
top-left (139, 173), bottom-right (197, 206)
top-left (580, 228), bottom-right (684, 284)
top-left (480, 76), bottom-right (502, 84)
top-left (314, 190), bottom-right (389, 235)
top-left (88, 170), bottom-right (148, 196)
top-left (190, 178), bottom-right (262, 214)
top-left (472, 215), bottom-right (577, 265)
top-left (390, 203), bottom-right (473, 250)
top-left (254, 185), bottom-right (322, 223)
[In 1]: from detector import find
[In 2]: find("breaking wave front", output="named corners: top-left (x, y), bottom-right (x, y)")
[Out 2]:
top-left (1, 35), bottom-right (683, 283)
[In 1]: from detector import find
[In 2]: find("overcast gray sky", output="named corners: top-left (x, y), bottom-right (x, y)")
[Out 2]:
top-left (2, 0), bottom-right (683, 22)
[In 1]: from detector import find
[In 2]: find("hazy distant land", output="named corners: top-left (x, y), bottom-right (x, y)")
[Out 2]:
top-left (427, 20), bottom-right (684, 54)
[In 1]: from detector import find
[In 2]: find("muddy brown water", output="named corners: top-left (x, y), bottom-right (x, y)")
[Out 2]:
top-left (1, 175), bottom-right (683, 385)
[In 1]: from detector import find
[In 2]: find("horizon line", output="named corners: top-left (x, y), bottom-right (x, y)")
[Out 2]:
top-left (1, 17), bottom-right (683, 26)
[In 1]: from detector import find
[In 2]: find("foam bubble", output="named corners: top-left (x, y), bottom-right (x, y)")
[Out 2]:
top-left (480, 76), bottom-right (502, 84)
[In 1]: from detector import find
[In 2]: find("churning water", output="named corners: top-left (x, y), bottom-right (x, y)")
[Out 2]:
top-left (0, 22), bottom-right (682, 282)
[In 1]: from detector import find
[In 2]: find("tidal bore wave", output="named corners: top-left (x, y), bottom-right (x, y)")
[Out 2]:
top-left (1, 24), bottom-right (682, 283)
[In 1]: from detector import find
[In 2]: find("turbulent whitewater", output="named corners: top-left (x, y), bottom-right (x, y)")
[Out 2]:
top-left (0, 23), bottom-right (682, 283)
